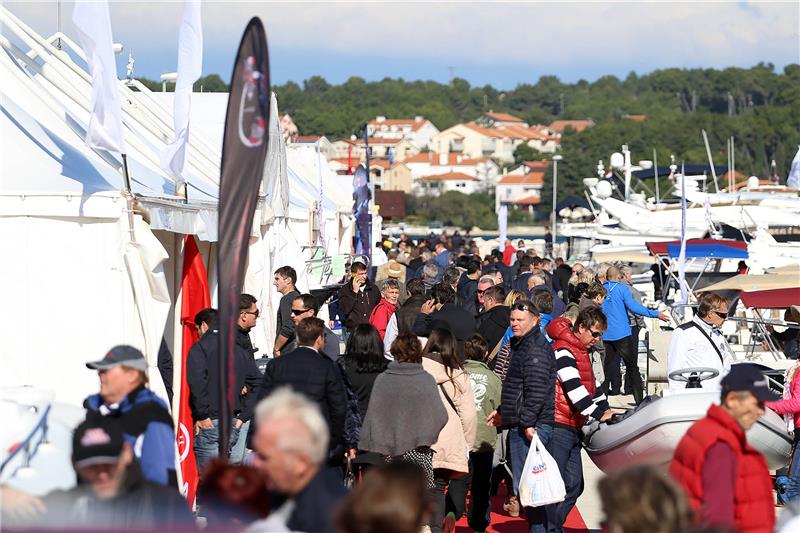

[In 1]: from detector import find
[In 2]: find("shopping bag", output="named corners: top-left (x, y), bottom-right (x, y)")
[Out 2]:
top-left (518, 434), bottom-right (565, 508)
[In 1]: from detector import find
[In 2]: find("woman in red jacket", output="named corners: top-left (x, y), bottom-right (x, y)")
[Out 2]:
top-left (369, 278), bottom-right (401, 340)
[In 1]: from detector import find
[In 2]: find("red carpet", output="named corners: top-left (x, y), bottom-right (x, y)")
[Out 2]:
top-left (454, 485), bottom-right (590, 533)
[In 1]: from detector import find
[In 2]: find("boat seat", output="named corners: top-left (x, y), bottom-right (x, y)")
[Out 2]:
top-left (646, 329), bottom-right (672, 394)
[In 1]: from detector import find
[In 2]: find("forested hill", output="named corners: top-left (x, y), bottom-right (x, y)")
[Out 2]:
top-left (139, 63), bottom-right (800, 200)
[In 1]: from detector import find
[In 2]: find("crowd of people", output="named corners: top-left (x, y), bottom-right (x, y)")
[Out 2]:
top-left (2, 231), bottom-right (799, 533)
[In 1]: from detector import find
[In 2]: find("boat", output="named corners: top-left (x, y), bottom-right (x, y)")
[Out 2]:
top-left (582, 386), bottom-right (792, 473)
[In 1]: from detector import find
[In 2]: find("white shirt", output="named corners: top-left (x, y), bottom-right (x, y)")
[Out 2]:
top-left (383, 313), bottom-right (398, 360)
top-left (667, 315), bottom-right (734, 391)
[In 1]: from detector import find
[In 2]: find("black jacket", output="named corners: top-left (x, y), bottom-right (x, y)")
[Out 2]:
top-left (283, 468), bottom-right (348, 533)
top-left (476, 305), bottom-right (510, 350)
top-left (236, 326), bottom-right (257, 357)
top-left (395, 294), bottom-right (428, 336)
top-left (500, 326), bottom-right (556, 430)
top-left (255, 346), bottom-right (348, 455)
top-left (338, 280), bottom-right (381, 329)
top-left (458, 277), bottom-right (479, 315)
top-left (412, 302), bottom-right (477, 357)
top-left (343, 358), bottom-right (386, 419)
top-left (512, 271), bottom-right (532, 293)
top-left (555, 264), bottom-right (573, 303)
top-left (186, 331), bottom-right (262, 423)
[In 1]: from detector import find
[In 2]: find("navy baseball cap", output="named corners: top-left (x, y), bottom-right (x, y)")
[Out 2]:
top-left (86, 345), bottom-right (147, 372)
top-left (721, 364), bottom-right (779, 402)
top-left (72, 418), bottom-right (124, 468)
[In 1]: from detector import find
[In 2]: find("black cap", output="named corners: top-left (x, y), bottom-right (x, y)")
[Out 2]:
top-left (86, 345), bottom-right (147, 372)
top-left (721, 364), bottom-right (780, 402)
top-left (72, 418), bottom-right (124, 468)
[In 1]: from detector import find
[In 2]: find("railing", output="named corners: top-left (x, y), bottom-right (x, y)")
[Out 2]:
top-left (0, 404), bottom-right (50, 476)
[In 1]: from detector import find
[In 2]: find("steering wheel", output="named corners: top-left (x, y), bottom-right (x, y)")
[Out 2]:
top-left (668, 367), bottom-right (720, 383)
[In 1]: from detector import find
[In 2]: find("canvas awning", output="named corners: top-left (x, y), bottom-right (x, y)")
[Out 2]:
top-left (697, 273), bottom-right (800, 292)
top-left (646, 239), bottom-right (748, 259)
top-left (739, 288), bottom-right (800, 309)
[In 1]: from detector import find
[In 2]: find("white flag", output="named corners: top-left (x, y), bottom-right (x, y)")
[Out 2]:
top-left (161, 0), bottom-right (203, 182)
top-left (787, 146), bottom-right (800, 189)
top-left (498, 204), bottom-right (508, 250)
top-left (72, 0), bottom-right (126, 153)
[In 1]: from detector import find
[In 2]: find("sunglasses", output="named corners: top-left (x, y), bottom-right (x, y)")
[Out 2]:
top-left (590, 330), bottom-right (603, 338)
top-left (712, 310), bottom-right (729, 319)
top-left (511, 303), bottom-right (536, 314)
top-left (290, 308), bottom-right (311, 316)
top-left (476, 289), bottom-right (486, 295)
top-left (242, 309), bottom-right (259, 317)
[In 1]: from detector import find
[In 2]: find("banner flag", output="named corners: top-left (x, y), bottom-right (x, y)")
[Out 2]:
top-left (216, 18), bottom-right (270, 455)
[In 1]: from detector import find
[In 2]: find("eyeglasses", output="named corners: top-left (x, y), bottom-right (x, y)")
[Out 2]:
top-left (590, 330), bottom-right (603, 338)
top-left (476, 289), bottom-right (486, 295)
top-left (712, 310), bottom-right (729, 319)
top-left (242, 309), bottom-right (259, 317)
top-left (290, 308), bottom-right (311, 316)
top-left (511, 303), bottom-right (537, 314)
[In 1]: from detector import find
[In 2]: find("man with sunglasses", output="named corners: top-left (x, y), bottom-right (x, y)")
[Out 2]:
top-left (545, 307), bottom-right (613, 531)
top-left (667, 292), bottom-right (734, 391)
top-left (289, 293), bottom-right (341, 360)
top-left (499, 300), bottom-right (557, 533)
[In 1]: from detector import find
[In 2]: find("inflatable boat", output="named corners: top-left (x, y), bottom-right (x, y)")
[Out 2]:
top-left (582, 388), bottom-right (792, 473)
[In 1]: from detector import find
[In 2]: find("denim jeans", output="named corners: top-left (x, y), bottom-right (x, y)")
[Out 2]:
top-left (545, 427), bottom-right (583, 533)
top-left (229, 420), bottom-right (250, 464)
top-left (194, 418), bottom-right (241, 475)
top-left (509, 424), bottom-right (553, 533)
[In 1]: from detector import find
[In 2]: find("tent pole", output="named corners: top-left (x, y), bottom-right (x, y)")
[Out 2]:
top-left (121, 153), bottom-right (136, 244)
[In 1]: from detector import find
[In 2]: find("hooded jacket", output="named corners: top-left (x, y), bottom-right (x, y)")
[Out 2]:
top-left (500, 326), bottom-right (556, 430)
top-left (422, 353), bottom-right (477, 473)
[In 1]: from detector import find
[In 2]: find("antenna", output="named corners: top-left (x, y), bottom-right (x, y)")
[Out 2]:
top-left (447, 66), bottom-right (455, 84)
top-left (126, 51), bottom-right (135, 79)
top-left (56, 0), bottom-right (62, 50)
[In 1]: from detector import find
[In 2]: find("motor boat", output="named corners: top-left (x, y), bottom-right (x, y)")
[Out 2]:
top-left (0, 387), bottom-right (85, 495)
top-left (582, 368), bottom-right (793, 473)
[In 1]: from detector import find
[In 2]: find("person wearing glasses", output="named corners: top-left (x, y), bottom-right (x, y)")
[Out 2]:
top-left (289, 293), bottom-right (341, 360)
top-left (272, 266), bottom-right (301, 358)
top-left (498, 300), bottom-right (557, 533)
top-left (667, 292), bottom-right (734, 391)
top-left (544, 306), bottom-right (613, 531)
top-left (238, 293), bottom-right (260, 357)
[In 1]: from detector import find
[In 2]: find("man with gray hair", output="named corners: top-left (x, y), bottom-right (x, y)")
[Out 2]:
top-left (252, 388), bottom-right (347, 533)
top-left (422, 262), bottom-right (441, 290)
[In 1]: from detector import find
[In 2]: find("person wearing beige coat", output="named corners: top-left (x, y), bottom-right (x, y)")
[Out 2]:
top-left (421, 328), bottom-right (477, 533)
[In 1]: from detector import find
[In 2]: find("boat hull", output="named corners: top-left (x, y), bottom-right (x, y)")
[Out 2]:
top-left (582, 391), bottom-right (792, 473)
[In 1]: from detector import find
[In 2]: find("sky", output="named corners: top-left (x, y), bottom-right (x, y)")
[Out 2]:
top-left (4, 1), bottom-right (800, 89)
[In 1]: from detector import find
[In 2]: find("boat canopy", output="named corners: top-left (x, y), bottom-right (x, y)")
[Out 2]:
top-left (698, 272), bottom-right (800, 293)
top-left (739, 288), bottom-right (800, 309)
top-left (645, 239), bottom-right (748, 259)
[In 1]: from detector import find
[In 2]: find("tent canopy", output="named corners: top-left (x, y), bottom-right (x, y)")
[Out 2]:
top-left (739, 288), bottom-right (800, 309)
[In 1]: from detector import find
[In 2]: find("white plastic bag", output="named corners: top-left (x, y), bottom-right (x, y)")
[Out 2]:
top-left (518, 434), bottom-right (566, 508)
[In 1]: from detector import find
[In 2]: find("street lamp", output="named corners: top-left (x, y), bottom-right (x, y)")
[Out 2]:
top-left (551, 155), bottom-right (562, 255)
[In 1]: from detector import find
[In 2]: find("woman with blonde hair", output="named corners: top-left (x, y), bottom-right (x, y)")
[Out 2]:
top-left (599, 464), bottom-right (692, 533)
top-left (504, 289), bottom-right (528, 307)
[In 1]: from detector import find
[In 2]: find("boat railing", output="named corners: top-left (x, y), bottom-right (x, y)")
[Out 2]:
top-left (0, 403), bottom-right (50, 477)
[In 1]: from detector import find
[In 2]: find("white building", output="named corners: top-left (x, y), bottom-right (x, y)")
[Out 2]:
top-left (495, 166), bottom-right (546, 213)
top-left (416, 171), bottom-right (479, 196)
top-left (366, 116), bottom-right (440, 150)
top-left (404, 152), bottom-right (500, 192)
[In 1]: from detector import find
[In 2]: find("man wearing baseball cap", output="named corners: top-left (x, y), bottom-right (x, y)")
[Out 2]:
top-left (83, 345), bottom-right (177, 487)
top-left (669, 364), bottom-right (778, 533)
top-left (37, 417), bottom-right (191, 529)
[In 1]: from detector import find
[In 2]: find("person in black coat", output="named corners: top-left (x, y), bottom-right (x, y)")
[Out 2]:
top-left (499, 300), bottom-right (557, 532)
top-left (476, 285), bottom-right (510, 351)
top-left (338, 261), bottom-right (381, 336)
top-left (413, 283), bottom-right (477, 358)
top-left (254, 317), bottom-right (348, 461)
top-left (511, 255), bottom-right (533, 293)
top-left (186, 309), bottom-right (261, 471)
top-left (554, 259), bottom-right (573, 304)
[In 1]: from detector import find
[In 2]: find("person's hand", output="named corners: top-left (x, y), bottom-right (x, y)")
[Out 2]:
top-left (241, 386), bottom-right (248, 396)
top-left (195, 418), bottom-right (214, 435)
top-left (234, 418), bottom-right (244, 430)
top-left (524, 427), bottom-right (536, 441)
top-left (421, 299), bottom-right (436, 315)
top-left (352, 276), bottom-right (363, 291)
top-left (273, 348), bottom-right (281, 357)
top-left (657, 310), bottom-right (670, 322)
top-left (600, 410), bottom-right (613, 422)
top-left (346, 448), bottom-right (357, 460)
top-left (486, 410), bottom-right (502, 427)
top-left (0, 486), bottom-right (46, 521)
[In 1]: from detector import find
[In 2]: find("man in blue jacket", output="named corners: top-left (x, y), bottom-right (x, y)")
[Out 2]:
top-left (84, 345), bottom-right (176, 487)
top-left (601, 266), bottom-right (668, 403)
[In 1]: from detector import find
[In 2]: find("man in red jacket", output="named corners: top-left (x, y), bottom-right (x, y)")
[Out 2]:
top-left (545, 307), bottom-right (613, 531)
top-left (669, 364), bottom-right (778, 533)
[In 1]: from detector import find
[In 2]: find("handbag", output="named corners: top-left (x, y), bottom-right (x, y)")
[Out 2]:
top-left (344, 456), bottom-right (355, 488)
top-left (518, 434), bottom-right (565, 508)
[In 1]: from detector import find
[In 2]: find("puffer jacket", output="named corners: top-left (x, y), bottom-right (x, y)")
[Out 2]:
top-left (669, 404), bottom-right (775, 533)
top-left (422, 353), bottom-right (477, 474)
top-left (766, 365), bottom-right (800, 429)
top-left (499, 326), bottom-right (556, 430)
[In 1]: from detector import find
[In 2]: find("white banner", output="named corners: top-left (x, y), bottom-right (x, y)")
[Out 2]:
top-left (72, 0), bottom-right (126, 154)
top-left (161, 0), bottom-right (203, 182)
top-left (677, 163), bottom-right (689, 317)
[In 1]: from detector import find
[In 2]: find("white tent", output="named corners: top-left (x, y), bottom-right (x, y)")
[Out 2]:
top-left (1, 7), bottom-right (354, 407)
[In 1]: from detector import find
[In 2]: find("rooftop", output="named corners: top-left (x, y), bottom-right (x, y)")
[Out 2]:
top-left (484, 111), bottom-right (525, 123)
top-left (498, 171), bottom-right (545, 185)
top-left (419, 171), bottom-right (477, 181)
top-left (548, 119), bottom-right (595, 133)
